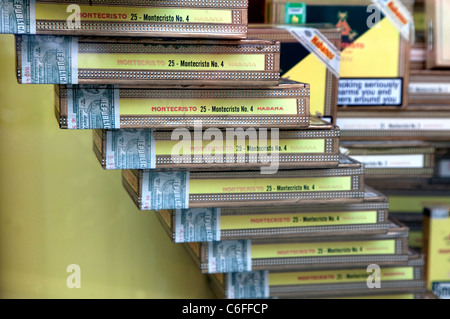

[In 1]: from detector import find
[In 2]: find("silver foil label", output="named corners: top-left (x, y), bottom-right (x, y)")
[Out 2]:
top-left (0, 0), bottom-right (36, 34)
top-left (141, 170), bottom-right (189, 210)
top-left (174, 208), bottom-right (221, 243)
top-left (105, 129), bottom-right (155, 169)
top-left (66, 85), bottom-right (119, 129)
top-left (21, 35), bottom-right (78, 84)
top-left (208, 240), bottom-right (251, 273)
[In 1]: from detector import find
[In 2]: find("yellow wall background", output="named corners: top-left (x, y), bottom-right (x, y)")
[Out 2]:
top-left (0, 35), bottom-right (215, 299)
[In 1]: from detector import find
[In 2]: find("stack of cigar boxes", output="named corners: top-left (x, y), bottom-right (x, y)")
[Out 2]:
top-left (191, 0), bottom-right (430, 300)
top-left (2, 0), bottom-right (440, 299)
top-left (264, 0), bottom-right (447, 299)
top-left (422, 205), bottom-right (450, 299)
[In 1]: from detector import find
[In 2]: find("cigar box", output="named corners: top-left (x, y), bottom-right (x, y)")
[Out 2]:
top-left (425, 0), bottom-right (450, 69)
top-left (265, 0), bottom-right (414, 108)
top-left (207, 249), bottom-right (426, 299)
top-left (413, 0), bottom-right (426, 44)
top-left (93, 123), bottom-right (341, 171)
top-left (15, 35), bottom-right (280, 86)
top-left (436, 158), bottom-right (450, 180)
top-left (410, 42), bottom-right (426, 70)
top-left (337, 106), bottom-right (450, 141)
top-left (366, 177), bottom-right (450, 191)
top-left (340, 140), bottom-right (435, 179)
top-left (434, 144), bottom-right (450, 182)
top-left (121, 154), bottom-right (365, 211)
top-left (384, 199), bottom-right (424, 251)
top-left (410, 0), bottom-right (426, 70)
top-left (408, 69), bottom-right (450, 105)
top-left (378, 187), bottom-right (450, 222)
top-left (366, 179), bottom-right (432, 193)
top-left (155, 186), bottom-right (390, 243)
top-left (55, 81), bottom-right (310, 130)
top-left (0, 0), bottom-right (248, 39)
top-left (403, 219), bottom-right (423, 251)
top-left (247, 23), bottom-right (341, 124)
top-left (183, 219), bottom-right (410, 274)
top-left (422, 206), bottom-right (450, 299)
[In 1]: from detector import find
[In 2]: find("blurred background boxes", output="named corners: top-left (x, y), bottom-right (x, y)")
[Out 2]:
top-left (340, 140), bottom-right (435, 179)
top-left (265, 0), bottom-right (414, 108)
top-left (337, 107), bottom-right (450, 141)
top-left (422, 205), bottom-right (450, 299)
top-left (425, 0), bottom-right (450, 69)
top-left (248, 23), bottom-right (341, 123)
top-left (408, 69), bottom-right (450, 105)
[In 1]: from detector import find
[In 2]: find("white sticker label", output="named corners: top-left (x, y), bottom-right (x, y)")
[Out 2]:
top-left (279, 26), bottom-right (341, 78)
top-left (410, 47), bottom-right (425, 62)
top-left (226, 271), bottom-right (269, 299)
top-left (338, 79), bottom-right (402, 106)
top-left (174, 208), bottom-right (221, 243)
top-left (208, 240), bottom-right (251, 274)
top-left (409, 83), bottom-right (450, 94)
top-left (349, 154), bottom-right (425, 168)
top-left (337, 118), bottom-right (450, 131)
top-left (141, 171), bottom-right (190, 211)
top-left (371, 0), bottom-right (414, 40)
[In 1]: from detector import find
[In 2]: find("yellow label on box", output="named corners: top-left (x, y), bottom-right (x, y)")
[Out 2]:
top-left (251, 239), bottom-right (396, 259)
top-left (389, 196), bottom-right (450, 213)
top-left (269, 267), bottom-right (414, 285)
top-left (341, 18), bottom-right (399, 77)
top-left (424, 215), bottom-right (450, 291)
top-left (220, 211), bottom-right (378, 230)
top-left (283, 52), bottom-right (327, 117)
top-left (78, 53), bottom-right (266, 71)
top-left (120, 98), bottom-right (298, 116)
top-left (189, 176), bottom-right (352, 194)
top-left (156, 139), bottom-right (325, 156)
top-left (36, 4), bottom-right (232, 24)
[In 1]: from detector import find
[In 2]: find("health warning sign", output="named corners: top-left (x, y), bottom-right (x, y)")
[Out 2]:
top-left (338, 78), bottom-right (402, 106)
